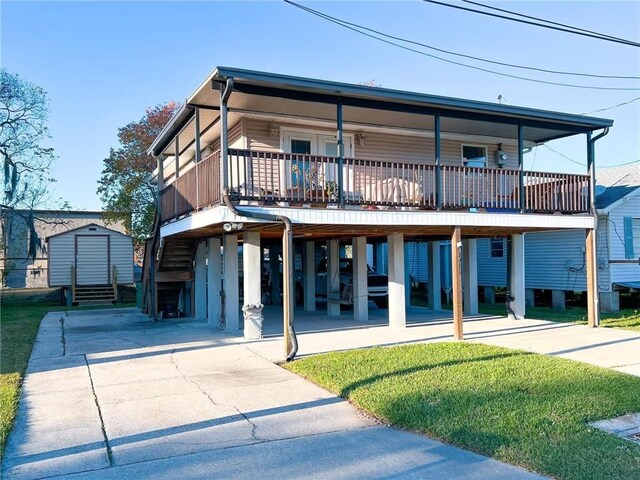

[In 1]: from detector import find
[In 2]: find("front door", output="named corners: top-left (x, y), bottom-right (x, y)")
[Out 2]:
top-left (75, 235), bottom-right (109, 285)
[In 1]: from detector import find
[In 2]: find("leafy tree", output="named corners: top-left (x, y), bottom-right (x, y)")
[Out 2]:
top-left (97, 102), bottom-right (180, 244)
top-left (0, 69), bottom-right (58, 266)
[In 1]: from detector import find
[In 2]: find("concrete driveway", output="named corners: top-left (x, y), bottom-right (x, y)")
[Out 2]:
top-left (2, 308), bottom-right (543, 480)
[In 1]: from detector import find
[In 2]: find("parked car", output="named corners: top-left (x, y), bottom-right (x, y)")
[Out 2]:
top-left (295, 258), bottom-right (388, 308)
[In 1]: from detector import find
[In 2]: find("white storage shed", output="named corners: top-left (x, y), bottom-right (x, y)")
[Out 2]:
top-left (47, 224), bottom-right (134, 287)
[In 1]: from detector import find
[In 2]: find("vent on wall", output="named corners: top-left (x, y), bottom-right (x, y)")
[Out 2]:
top-left (88, 227), bottom-right (97, 231)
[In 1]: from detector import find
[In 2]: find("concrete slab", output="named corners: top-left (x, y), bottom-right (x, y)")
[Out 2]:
top-left (47, 427), bottom-right (543, 480)
top-left (2, 308), bottom-right (547, 479)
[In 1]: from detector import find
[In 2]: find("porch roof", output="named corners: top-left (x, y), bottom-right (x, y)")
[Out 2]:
top-left (148, 66), bottom-right (613, 158)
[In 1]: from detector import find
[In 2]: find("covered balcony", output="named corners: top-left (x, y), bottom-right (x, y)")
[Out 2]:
top-left (151, 67), bottom-right (610, 227)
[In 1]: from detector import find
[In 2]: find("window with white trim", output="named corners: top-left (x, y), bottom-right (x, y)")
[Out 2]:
top-left (462, 145), bottom-right (488, 167)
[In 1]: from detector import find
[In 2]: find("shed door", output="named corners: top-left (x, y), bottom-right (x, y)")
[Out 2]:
top-left (75, 236), bottom-right (109, 285)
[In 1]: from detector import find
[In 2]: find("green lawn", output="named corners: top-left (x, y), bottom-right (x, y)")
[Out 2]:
top-left (286, 343), bottom-right (640, 480)
top-left (0, 300), bottom-right (135, 459)
top-left (411, 295), bottom-right (640, 332)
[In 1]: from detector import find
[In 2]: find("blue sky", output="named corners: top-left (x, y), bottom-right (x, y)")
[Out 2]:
top-left (2, 1), bottom-right (639, 211)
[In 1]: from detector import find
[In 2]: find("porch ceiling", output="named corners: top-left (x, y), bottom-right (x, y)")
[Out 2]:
top-left (150, 66), bottom-right (612, 158)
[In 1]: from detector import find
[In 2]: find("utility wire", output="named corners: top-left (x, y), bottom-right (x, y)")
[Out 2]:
top-left (542, 144), bottom-right (586, 166)
top-left (424, 0), bottom-right (640, 48)
top-left (284, 1), bottom-right (640, 91)
top-left (291, 0), bottom-right (636, 80)
top-left (580, 97), bottom-right (640, 115)
top-left (461, 0), bottom-right (638, 45)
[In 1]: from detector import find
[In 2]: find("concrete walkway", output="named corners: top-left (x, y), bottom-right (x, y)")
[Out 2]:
top-left (254, 305), bottom-right (640, 376)
top-left (2, 308), bottom-right (543, 480)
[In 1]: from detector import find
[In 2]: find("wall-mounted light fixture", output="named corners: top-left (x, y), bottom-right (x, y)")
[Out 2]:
top-left (268, 123), bottom-right (279, 138)
top-left (223, 222), bottom-right (244, 232)
top-left (356, 131), bottom-right (367, 146)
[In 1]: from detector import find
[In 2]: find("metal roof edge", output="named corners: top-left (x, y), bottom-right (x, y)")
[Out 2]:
top-left (45, 223), bottom-right (132, 241)
top-left (598, 186), bottom-right (640, 215)
top-left (215, 66), bottom-right (614, 129)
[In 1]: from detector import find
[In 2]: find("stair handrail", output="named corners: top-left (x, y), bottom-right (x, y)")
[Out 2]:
top-left (71, 265), bottom-right (76, 303)
top-left (112, 265), bottom-right (118, 302)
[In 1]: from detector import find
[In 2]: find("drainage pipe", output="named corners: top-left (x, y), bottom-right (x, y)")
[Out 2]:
top-left (218, 76), bottom-right (297, 360)
top-left (222, 194), bottom-right (298, 361)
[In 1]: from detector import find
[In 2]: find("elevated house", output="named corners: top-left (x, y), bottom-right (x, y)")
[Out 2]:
top-left (145, 67), bottom-right (611, 353)
top-left (477, 164), bottom-right (639, 311)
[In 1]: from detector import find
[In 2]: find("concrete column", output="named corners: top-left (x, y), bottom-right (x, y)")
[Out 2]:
top-left (525, 288), bottom-right (535, 308)
top-left (269, 243), bottom-right (280, 306)
top-left (387, 233), bottom-right (406, 328)
top-left (194, 241), bottom-right (207, 320)
top-left (353, 236), bottom-right (368, 321)
top-left (552, 290), bottom-right (566, 311)
top-left (223, 234), bottom-right (240, 332)
top-left (304, 241), bottom-right (316, 311)
top-left (207, 238), bottom-right (222, 326)
top-left (427, 241), bottom-right (441, 310)
top-left (599, 291), bottom-right (620, 312)
top-left (242, 232), bottom-right (262, 339)
top-left (483, 286), bottom-right (495, 305)
top-left (327, 239), bottom-right (340, 317)
top-left (462, 239), bottom-right (478, 315)
top-left (509, 234), bottom-right (526, 320)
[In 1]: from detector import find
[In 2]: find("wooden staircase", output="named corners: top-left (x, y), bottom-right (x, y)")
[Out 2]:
top-left (142, 214), bottom-right (196, 318)
top-left (71, 265), bottom-right (119, 305)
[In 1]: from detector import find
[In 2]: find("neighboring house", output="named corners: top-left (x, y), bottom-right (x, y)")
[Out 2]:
top-left (145, 66), bottom-right (612, 341)
top-left (0, 209), bottom-right (128, 289)
top-left (477, 164), bottom-right (639, 311)
top-left (47, 224), bottom-right (134, 304)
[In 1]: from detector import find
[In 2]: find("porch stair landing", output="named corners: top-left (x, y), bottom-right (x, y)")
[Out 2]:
top-left (73, 285), bottom-right (116, 305)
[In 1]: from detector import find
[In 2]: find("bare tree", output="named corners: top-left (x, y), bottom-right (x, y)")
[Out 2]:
top-left (0, 69), bottom-right (58, 271)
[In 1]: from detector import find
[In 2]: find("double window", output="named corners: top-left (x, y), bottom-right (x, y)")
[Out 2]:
top-left (462, 145), bottom-right (488, 168)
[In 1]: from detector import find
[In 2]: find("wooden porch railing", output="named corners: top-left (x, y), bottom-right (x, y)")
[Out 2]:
top-left (160, 150), bottom-right (221, 223)
top-left (159, 148), bottom-right (590, 223)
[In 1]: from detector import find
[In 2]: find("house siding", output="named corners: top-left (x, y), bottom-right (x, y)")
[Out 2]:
top-left (477, 238), bottom-right (507, 288)
top-left (244, 118), bottom-right (520, 169)
top-left (607, 194), bottom-right (640, 284)
top-left (48, 225), bottom-right (134, 287)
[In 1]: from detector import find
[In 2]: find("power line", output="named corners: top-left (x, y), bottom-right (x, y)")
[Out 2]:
top-left (461, 0), bottom-right (637, 45)
top-left (542, 144), bottom-right (585, 166)
top-left (286, 0), bottom-right (637, 80)
top-left (284, 1), bottom-right (640, 91)
top-left (424, 0), bottom-right (640, 48)
top-left (600, 159), bottom-right (640, 168)
top-left (580, 97), bottom-right (640, 115)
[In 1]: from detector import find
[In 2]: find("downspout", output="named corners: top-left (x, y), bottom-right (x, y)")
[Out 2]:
top-left (219, 77), bottom-right (298, 361)
top-left (586, 127), bottom-right (609, 328)
top-left (588, 128), bottom-right (609, 215)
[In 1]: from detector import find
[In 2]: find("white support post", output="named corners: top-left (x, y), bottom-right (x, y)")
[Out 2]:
top-left (304, 241), bottom-right (316, 312)
top-left (243, 232), bottom-right (262, 339)
top-left (194, 241), bottom-right (207, 320)
top-left (353, 236), bottom-right (368, 321)
top-left (223, 234), bottom-right (240, 332)
top-left (327, 239), bottom-right (340, 317)
top-left (207, 238), bottom-right (222, 326)
top-left (428, 241), bottom-right (441, 310)
top-left (509, 234), bottom-right (526, 320)
top-left (462, 239), bottom-right (478, 315)
top-left (387, 233), bottom-right (406, 328)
